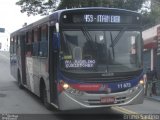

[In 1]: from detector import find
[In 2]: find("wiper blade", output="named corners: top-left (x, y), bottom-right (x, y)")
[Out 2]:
top-left (81, 26), bottom-right (93, 42)
top-left (81, 26), bottom-right (95, 50)
top-left (110, 32), bottom-right (115, 58)
top-left (110, 27), bottom-right (127, 47)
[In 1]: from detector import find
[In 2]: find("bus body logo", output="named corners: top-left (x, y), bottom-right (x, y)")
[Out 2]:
top-left (101, 72), bottom-right (114, 76)
top-left (117, 82), bottom-right (131, 89)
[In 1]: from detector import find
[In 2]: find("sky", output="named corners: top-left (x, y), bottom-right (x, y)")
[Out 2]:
top-left (0, 0), bottom-right (44, 51)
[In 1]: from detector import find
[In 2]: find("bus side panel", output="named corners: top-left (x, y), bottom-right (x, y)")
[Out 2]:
top-left (16, 36), bottom-right (21, 81)
top-left (25, 56), bottom-right (35, 92)
top-left (25, 48), bottom-right (41, 96)
top-left (32, 56), bottom-right (41, 96)
top-left (10, 34), bottom-right (27, 86)
top-left (33, 26), bottom-right (49, 97)
top-left (24, 26), bottom-right (49, 97)
top-left (10, 36), bottom-right (21, 81)
top-left (20, 35), bottom-right (27, 85)
top-left (49, 25), bottom-right (58, 105)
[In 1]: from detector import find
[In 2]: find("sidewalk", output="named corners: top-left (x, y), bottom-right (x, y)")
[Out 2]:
top-left (144, 79), bottom-right (160, 102)
top-left (145, 95), bottom-right (160, 102)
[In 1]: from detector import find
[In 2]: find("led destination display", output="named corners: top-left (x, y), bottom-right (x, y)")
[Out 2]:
top-left (62, 12), bottom-right (140, 24)
top-left (83, 14), bottom-right (120, 23)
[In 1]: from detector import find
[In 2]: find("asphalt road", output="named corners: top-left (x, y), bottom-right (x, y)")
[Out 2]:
top-left (0, 52), bottom-right (53, 114)
top-left (123, 98), bottom-right (160, 114)
top-left (0, 51), bottom-right (160, 120)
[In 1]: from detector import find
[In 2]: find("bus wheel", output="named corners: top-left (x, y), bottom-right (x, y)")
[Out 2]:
top-left (41, 85), bottom-right (52, 110)
top-left (17, 72), bottom-right (23, 89)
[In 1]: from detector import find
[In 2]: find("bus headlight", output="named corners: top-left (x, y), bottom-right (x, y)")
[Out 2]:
top-left (128, 79), bottom-right (145, 94)
top-left (139, 79), bottom-right (144, 85)
top-left (60, 80), bottom-right (84, 96)
top-left (136, 79), bottom-right (145, 90)
top-left (63, 83), bottom-right (70, 90)
top-left (60, 80), bottom-right (70, 90)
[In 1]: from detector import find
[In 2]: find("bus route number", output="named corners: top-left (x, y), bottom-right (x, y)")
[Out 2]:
top-left (117, 83), bottom-right (131, 89)
top-left (84, 15), bottom-right (94, 22)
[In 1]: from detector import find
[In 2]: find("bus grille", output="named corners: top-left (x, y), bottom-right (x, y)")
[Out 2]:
top-left (61, 70), bottom-right (142, 83)
top-left (85, 89), bottom-right (128, 94)
top-left (81, 76), bottom-right (134, 83)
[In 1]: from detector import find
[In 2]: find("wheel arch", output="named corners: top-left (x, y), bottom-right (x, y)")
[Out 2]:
top-left (39, 76), bottom-right (52, 110)
top-left (17, 68), bottom-right (24, 89)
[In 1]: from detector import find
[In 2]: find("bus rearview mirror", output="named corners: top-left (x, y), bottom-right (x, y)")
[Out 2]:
top-left (56, 23), bottom-right (59, 33)
top-left (53, 33), bottom-right (60, 49)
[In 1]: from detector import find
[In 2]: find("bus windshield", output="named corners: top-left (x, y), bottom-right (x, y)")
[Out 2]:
top-left (60, 28), bottom-right (142, 73)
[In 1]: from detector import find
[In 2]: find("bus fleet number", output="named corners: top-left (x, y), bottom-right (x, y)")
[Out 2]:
top-left (117, 83), bottom-right (131, 89)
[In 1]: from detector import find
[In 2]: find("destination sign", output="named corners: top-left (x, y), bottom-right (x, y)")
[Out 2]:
top-left (62, 12), bottom-right (140, 24)
top-left (83, 14), bottom-right (120, 23)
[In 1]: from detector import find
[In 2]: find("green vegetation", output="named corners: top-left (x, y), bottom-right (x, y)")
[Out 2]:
top-left (16, 0), bottom-right (145, 16)
top-left (58, 0), bottom-right (145, 10)
top-left (16, 0), bottom-right (160, 27)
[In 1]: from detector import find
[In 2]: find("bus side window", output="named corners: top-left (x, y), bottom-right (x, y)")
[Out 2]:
top-left (33, 28), bottom-right (39, 56)
top-left (11, 37), bottom-right (16, 54)
top-left (39, 24), bottom-right (48, 57)
top-left (25, 31), bottom-right (33, 57)
top-left (53, 26), bottom-right (59, 50)
top-left (16, 35), bottom-right (20, 55)
top-left (10, 38), bottom-right (14, 54)
top-left (13, 37), bottom-right (16, 54)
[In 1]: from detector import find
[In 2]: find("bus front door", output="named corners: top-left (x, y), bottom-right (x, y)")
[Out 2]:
top-left (49, 26), bottom-right (58, 105)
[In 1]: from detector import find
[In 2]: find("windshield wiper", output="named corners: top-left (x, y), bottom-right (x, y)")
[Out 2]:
top-left (81, 26), bottom-right (96, 50)
top-left (110, 27), bottom-right (127, 47)
top-left (110, 32), bottom-right (115, 59)
top-left (81, 26), bottom-right (93, 42)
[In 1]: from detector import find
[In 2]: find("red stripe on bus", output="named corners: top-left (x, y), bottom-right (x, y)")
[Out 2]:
top-left (71, 84), bottom-right (102, 91)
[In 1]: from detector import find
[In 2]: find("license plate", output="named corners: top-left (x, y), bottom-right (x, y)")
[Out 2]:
top-left (100, 97), bottom-right (115, 104)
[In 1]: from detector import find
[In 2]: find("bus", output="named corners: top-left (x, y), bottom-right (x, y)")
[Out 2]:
top-left (0, 42), bottom-right (1, 49)
top-left (10, 7), bottom-right (144, 110)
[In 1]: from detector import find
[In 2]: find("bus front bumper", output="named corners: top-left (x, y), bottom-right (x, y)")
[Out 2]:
top-left (58, 84), bottom-right (144, 110)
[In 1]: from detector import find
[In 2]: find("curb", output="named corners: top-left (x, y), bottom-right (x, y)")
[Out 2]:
top-left (145, 96), bottom-right (160, 102)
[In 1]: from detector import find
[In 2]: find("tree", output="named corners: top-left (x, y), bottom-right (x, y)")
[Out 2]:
top-left (141, 0), bottom-right (160, 28)
top-left (57, 0), bottom-right (146, 11)
top-left (16, 0), bottom-right (59, 16)
top-left (151, 0), bottom-right (160, 24)
top-left (16, 0), bottom-right (146, 16)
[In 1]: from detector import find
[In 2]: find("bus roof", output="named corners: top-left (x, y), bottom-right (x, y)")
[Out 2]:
top-left (11, 7), bottom-right (140, 36)
top-left (57, 7), bottom-right (140, 15)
